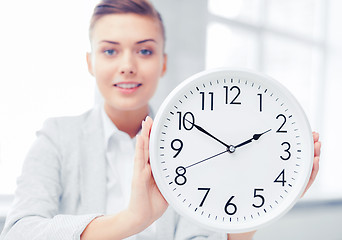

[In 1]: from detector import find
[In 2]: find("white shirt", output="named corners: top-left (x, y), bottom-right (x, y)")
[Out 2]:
top-left (101, 106), bottom-right (156, 240)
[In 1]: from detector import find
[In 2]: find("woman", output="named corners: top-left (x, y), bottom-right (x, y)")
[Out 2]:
top-left (0, 1), bottom-right (321, 239)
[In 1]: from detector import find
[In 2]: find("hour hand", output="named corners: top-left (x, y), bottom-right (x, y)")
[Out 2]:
top-left (234, 129), bottom-right (272, 149)
top-left (184, 118), bottom-right (232, 151)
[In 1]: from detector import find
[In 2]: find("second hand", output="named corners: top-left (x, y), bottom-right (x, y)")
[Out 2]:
top-left (185, 149), bottom-right (229, 169)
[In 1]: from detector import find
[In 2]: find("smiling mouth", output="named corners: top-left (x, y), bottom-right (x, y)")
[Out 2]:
top-left (113, 83), bottom-right (142, 89)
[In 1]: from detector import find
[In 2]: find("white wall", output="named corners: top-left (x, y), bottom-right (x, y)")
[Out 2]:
top-left (149, 0), bottom-right (208, 112)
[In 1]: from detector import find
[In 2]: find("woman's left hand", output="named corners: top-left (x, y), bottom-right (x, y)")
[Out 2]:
top-left (301, 131), bottom-right (321, 197)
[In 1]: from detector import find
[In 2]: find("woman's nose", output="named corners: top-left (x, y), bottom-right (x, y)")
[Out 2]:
top-left (120, 52), bottom-right (136, 76)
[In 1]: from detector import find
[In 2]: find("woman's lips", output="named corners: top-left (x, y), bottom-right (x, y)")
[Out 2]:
top-left (113, 82), bottom-right (142, 89)
top-left (113, 82), bottom-right (142, 94)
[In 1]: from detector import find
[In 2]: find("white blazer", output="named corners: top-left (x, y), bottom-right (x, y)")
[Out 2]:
top-left (0, 105), bottom-right (226, 240)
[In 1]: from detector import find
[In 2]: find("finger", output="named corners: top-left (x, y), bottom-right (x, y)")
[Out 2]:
top-left (312, 132), bottom-right (319, 142)
top-left (134, 135), bottom-right (144, 171)
top-left (143, 116), bottom-right (154, 161)
top-left (145, 116), bottom-right (153, 137)
top-left (141, 120), bottom-right (150, 166)
top-left (141, 118), bottom-right (149, 137)
top-left (141, 116), bottom-right (153, 136)
top-left (143, 133), bottom-right (149, 166)
top-left (314, 141), bottom-right (321, 157)
top-left (310, 156), bottom-right (320, 184)
top-left (301, 156), bottom-right (320, 197)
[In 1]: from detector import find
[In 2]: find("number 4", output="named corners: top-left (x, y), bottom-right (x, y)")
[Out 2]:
top-left (274, 169), bottom-right (287, 186)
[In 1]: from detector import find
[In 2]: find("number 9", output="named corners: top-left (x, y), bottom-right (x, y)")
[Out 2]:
top-left (171, 139), bottom-right (183, 158)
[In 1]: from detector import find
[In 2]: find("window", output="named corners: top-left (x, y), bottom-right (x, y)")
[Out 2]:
top-left (206, 0), bottom-right (342, 200)
top-left (0, 0), bottom-right (98, 194)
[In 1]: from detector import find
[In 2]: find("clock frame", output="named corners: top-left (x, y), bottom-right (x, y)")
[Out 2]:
top-left (150, 69), bottom-right (313, 233)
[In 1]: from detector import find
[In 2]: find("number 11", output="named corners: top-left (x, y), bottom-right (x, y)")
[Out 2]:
top-left (200, 92), bottom-right (214, 111)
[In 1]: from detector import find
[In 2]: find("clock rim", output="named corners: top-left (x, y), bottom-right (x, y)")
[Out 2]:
top-left (150, 68), bottom-right (314, 233)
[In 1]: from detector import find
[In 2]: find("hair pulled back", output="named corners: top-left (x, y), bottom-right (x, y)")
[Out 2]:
top-left (89, 0), bottom-right (165, 42)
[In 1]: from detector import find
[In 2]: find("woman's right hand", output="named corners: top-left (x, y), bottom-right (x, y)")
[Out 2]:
top-left (81, 117), bottom-right (167, 240)
top-left (127, 116), bottom-right (169, 231)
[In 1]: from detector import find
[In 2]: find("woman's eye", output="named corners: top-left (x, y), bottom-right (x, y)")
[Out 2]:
top-left (139, 49), bottom-right (153, 56)
top-left (104, 49), bottom-right (116, 56)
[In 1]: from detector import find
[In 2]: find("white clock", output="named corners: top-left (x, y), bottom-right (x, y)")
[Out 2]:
top-left (150, 68), bottom-right (313, 233)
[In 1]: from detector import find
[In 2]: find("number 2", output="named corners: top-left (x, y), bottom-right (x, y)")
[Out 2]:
top-left (276, 114), bottom-right (287, 133)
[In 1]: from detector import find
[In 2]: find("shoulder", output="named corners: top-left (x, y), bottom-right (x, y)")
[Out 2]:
top-left (41, 106), bottom-right (100, 135)
top-left (37, 106), bottom-right (102, 148)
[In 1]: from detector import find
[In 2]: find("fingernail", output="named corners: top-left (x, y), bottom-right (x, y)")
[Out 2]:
top-left (145, 116), bottom-right (149, 121)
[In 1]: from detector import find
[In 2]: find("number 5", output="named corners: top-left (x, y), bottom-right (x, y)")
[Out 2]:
top-left (252, 188), bottom-right (265, 208)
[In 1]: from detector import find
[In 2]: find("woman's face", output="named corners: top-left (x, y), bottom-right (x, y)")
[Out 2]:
top-left (87, 13), bottom-right (167, 112)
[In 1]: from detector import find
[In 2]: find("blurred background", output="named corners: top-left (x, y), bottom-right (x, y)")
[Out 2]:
top-left (0, 0), bottom-right (341, 239)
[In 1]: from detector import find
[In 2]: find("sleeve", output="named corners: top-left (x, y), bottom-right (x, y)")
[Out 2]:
top-left (0, 119), bottom-right (101, 240)
top-left (174, 216), bottom-right (227, 240)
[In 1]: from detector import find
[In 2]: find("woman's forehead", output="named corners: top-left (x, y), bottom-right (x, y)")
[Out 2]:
top-left (91, 14), bottom-right (164, 44)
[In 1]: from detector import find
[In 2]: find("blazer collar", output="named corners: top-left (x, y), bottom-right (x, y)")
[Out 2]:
top-left (79, 104), bottom-right (107, 214)
top-left (78, 104), bottom-right (155, 214)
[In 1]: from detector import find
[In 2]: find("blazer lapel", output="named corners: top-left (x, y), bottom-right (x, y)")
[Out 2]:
top-left (79, 105), bottom-right (107, 214)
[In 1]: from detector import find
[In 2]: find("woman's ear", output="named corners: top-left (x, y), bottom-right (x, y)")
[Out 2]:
top-left (86, 52), bottom-right (94, 76)
top-left (161, 53), bottom-right (167, 77)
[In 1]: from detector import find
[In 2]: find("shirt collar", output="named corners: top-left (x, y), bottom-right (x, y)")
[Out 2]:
top-left (101, 105), bottom-right (118, 148)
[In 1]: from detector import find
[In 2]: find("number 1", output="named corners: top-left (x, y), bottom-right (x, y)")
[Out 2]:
top-left (257, 93), bottom-right (262, 112)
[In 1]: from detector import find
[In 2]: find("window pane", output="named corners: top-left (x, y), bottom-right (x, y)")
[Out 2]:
top-left (327, 0), bottom-right (342, 48)
top-left (322, 52), bottom-right (342, 198)
top-left (320, 0), bottom-right (342, 199)
top-left (206, 22), bottom-right (258, 70)
top-left (0, 0), bottom-right (96, 194)
top-left (266, 0), bottom-right (321, 39)
top-left (208, 0), bottom-right (261, 24)
top-left (263, 33), bottom-right (319, 120)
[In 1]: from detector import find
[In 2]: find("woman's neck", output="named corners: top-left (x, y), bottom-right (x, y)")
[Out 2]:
top-left (104, 103), bottom-right (149, 138)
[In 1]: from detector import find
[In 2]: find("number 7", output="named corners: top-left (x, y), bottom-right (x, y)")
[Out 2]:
top-left (198, 188), bottom-right (211, 207)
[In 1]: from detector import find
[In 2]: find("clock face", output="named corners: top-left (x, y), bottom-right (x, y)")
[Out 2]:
top-left (150, 69), bottom-right (313, 233)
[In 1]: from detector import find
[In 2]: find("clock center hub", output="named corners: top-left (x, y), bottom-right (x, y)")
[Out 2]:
top-left (228, 145), bottom-right (236, 153)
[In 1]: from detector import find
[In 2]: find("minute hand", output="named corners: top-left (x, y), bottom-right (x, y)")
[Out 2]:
top-left (184, 119), bottom-right (231, 150)
top-left (235, 129), bottom-right (272, 149)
